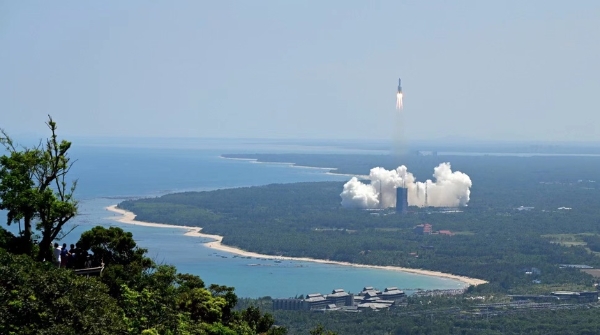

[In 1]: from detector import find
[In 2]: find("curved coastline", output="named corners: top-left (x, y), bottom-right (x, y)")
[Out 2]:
top-left (106, 205), bottom-right (487, 287)
top-left (219, 155), bottom-right (366, 178)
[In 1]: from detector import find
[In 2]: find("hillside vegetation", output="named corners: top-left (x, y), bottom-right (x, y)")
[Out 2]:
top-left (0, 119), bottom-right (286, 334)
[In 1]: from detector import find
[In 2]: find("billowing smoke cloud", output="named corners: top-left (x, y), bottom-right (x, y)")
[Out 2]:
top-left (340, 163), bottom-right (472, 209)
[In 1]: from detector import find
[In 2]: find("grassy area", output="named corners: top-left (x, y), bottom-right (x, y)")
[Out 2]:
top-left (452, 231), bottom-right (475, 236)
top-left (517, 283), bottom-right (593, 295)
top-left (581, 269), bottom-right (600, 278)
top-left (542, 233), bottom-right (587, 246)
top-left (542, 233), bottom-right (600, 259)
top-left (374, 228), bottom-right (404, 232)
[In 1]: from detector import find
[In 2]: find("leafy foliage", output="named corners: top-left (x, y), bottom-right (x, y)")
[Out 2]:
top-left (0, 226), bottom-right (284, 334)
top-left (0, 248), bottom-right (126, 335)
top-left (272, 303), bottom-right (600, 335)
top-left (73, 226), bottom-right (283, 334)
top-left (79, 226), bottom-right (149, 267)
top-left (0, 116), bottom-right (77, 261)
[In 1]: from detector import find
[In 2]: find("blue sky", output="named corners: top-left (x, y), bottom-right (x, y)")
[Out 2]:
top-left (1, 1), bottom-right (599, 142)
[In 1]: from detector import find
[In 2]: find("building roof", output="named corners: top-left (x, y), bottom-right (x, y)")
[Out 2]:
top-left (559, 264), bottom-right (593, 269)
top-left (305, 293), bottom-right (326, 302)
top-left (373, 299), bottom-right (395, 304)
top-left (382, 288), bottom-right (404, 296)
top-left (414, 223), bottom-right (433, 233)
top-left (364, 297), bottom-right (381, 302)
top-left (327, 291), bottom-right (350, 298)
top-left (360, 287), bottom-right (381, 296)
top-left (357, 303), bottom-right (391, 310)
top-left (551, 291), bottom-right (579, 296)
top-left (363, 291), bottom-right (380, 298)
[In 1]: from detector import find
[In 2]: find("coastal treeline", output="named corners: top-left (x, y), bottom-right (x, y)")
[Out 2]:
top-left (119, 153), bottom-right (600, 294)
top-left (0, 119), bottom-right (289, 335)
top-left (275, 301), bottom-right (600, 335)
top-left (240, 296), bottom-right (600, 335)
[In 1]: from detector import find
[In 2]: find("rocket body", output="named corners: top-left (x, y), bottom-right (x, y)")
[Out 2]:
top-left (397, 78), bottom-right (402, 93)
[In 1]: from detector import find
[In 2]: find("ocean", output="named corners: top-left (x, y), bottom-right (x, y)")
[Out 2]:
top-left (4, 138), bottom-right (465, 298)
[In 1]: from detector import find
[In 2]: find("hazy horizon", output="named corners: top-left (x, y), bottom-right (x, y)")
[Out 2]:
top-left (6, 135), bottom-right (600, 157)
top-left (2, 1), bottom-right (599, 142)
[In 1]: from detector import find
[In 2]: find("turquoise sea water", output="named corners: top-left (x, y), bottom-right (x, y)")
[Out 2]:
top-left (4, 139), bottom-right (465, 298)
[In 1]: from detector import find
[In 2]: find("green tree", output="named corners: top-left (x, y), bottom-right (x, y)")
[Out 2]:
top-left (209, 284), bottom-right (238, 324)
top-left (0, 249), bottom-right (126, 335)
top-left (309, 324), bottom-right (338, 335)
top-left (75, 226), bottom-right (285, 334)
top-left (239, 306), bottom-right (277, 334)
top-left (78, 225), bottom-right (152, 267)
top-left (176, 287), bottom-right (228, 323)
top-left (0, 143), bottom-right (41, 254)
top-left (0, 116), bottom-right (78, 261)
top-left (78, 225), bottom-right (154, 298)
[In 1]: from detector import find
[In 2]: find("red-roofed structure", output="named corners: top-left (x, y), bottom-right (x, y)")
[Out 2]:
top-left (413, 223), bottom-right (432, 235)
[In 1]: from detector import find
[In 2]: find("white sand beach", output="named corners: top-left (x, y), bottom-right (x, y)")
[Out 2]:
top-left (219, 155), bottom-right (372, 180)
top-left (106, 205), bottom-right (488, 287)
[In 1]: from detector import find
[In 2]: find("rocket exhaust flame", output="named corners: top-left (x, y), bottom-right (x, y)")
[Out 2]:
top-left (396, 78), bottom-right (403, 110)
top-left (396, 92), bottom-right (403, 110)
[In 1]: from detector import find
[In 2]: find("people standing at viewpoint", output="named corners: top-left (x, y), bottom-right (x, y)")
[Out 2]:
top-left (51, 241), bottom-right (90, 269)
top-left (53, 243), bottom-right (62, 267)
top-left (60, 243), bottom-right (69, 268)
top-left (68, 244), bottom-right (76, 269)
top-left (76, 242), bottom-right (89, 268)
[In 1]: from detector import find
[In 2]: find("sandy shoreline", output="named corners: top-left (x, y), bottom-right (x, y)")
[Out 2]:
top-left (106, 205), bottom-right (487, 287)
top-left (219, 155), bottom-right (369, 179)
top-left (219, 155), bottom-right (338, 171)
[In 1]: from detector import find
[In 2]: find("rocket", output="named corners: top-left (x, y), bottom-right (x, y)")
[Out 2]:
top-left (396, 78), bottom-right (404, 110)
